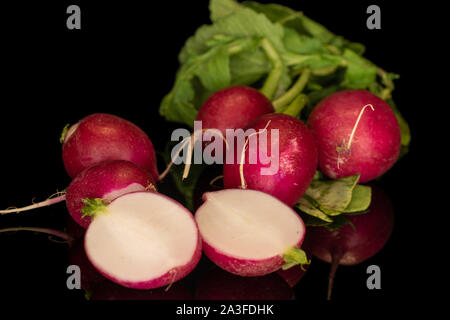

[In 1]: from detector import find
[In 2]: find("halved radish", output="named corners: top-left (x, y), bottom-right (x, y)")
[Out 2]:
top-left (195, 189), bottom-right (309, 277)
top-left (83, 191), bottom-right (202, 290)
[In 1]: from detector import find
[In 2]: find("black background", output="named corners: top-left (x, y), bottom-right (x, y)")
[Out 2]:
top-left (0, 0), bottom-right (430, 311)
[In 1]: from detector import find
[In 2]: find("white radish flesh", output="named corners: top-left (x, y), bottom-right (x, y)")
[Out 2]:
top-left (84, 192), bottom-right (201, 289)
top-left (195, 189), bottom-right (308, 276)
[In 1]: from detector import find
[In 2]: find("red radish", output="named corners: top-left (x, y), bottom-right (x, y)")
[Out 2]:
top-left (308, 185), bottom-right (394, 300)
top-left (66, 160), bottom-right (156, 229)
top-left (223, 113), bottom-right (318, 207)
top-left (307, 90), bottom-right (401, 183)
top-left (195, 188), bottom-right (309, 277)
top-left (84, 191), bottom-right (202, 290)
top-left (66, 215), bottom-right (86, 240)
top-left (195, 264), bottom-right (294, 300)
top-left (195, 86), bottom-right (274, 135)
top-left (62, 113), bottom-right (159, 182)
top-left (0, 160), bottom-right (156, 230)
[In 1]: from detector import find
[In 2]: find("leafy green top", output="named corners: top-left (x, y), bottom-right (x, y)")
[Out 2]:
top-left (157, 0), bottom-right (410, 232)
top-left (159, 0), bottom-right (409, 152)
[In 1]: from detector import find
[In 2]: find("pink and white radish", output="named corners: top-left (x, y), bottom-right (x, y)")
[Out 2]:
top-left (0, 160), bottom-right (156, 230)
top-left (307, 90), bottom-right (401, 183)
top-left (223, 113), bottom-right (318, 207)
top-left (83, 191), bottom-right (201, 289)
top-left (195, 188), bottom-right (309, 277)
top-left (62, 113), bottom-right (159, 182)
top-left (66, 160), bottom-right (156, 228)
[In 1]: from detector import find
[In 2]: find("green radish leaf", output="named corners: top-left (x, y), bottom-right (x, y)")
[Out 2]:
top-left (296, 196), bottom-right (333, 223)
top-left (243, 0), bottom-right (364, 53)
top-left (161, 36), bottom-right (260, 126)
top-left (298, 212), bottom-right (333, 227)
top-left (193, 46), bottom-right (231, 91)
top-left (344, 185), bottom-right (372, 213)
top-left (304, 175), bottom-right (360, 215)
top-left (341, 49), bottom-right (377, 89)
top-left (210, 0), bottom-right (243, 21)
top-left (229, 48), bottom-right (270, 85)
top-left (283, 27), bottom-right (325, 55)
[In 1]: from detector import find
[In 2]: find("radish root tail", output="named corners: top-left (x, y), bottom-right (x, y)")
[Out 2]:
top-left (158, 129), bottom-right (229, 181)
top-left (0, 192), bottom-right (66, 215)
top-left (327, 252), bottom-right (343, 300)
top-left (239, 120), bottom-right (272, 189)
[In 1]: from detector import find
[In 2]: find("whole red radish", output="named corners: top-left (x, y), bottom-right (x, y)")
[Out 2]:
top-left (62, 113), bottom-right (159, 182)
top-left (195, 265), bottom-right (294, 300)
top-left (84, 191), bottom-right (202, 290)
top-left (0, 160), bottom-right (156, 227)
top-left (195, 86), bottom-right (274, 135)
top-left (223, 113), bottom-right (318, 207)
top-left (307, 90), bottom-right (401, 183)
top-left (195, 189), bottom-right (309, 277)
top-left (66, 160), bottom-right (156, 229)
top-left (308, 185), bottom-right (394, 299)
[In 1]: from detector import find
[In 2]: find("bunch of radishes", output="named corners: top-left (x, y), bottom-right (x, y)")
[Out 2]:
top-left (1, 84), bottom-right (401, 300)
top-left (1, 113), bottom-right (203, 289)
top-left (195, 86), bottom-right (399, 299)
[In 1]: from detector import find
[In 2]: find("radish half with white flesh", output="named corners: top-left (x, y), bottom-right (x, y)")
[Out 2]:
top-left (83, 191), bottom-right (202, 289)
top-left (195, 189), bottom-right (309, 277)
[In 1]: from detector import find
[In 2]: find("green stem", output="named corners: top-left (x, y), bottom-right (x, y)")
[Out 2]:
top-left (278, 93), bottom-right (308, 118)
top-left (273, 68), bottom-right (311, 111)
top-left (260, 38), bottom-right (283, 100)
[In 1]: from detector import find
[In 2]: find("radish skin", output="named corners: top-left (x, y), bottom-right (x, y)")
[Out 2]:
top-left (62, 113), bottom-right (159, 182)
top-left (66, 160), bottom-right (156, 228)
top-left (196, 86), bottom-right (274, 136)
top-left (0, 160), bottom-right (156, 228)
top-left (223, 113), bottom-right (318, 207)
top-left (308, 90), bottom-right (401, 183)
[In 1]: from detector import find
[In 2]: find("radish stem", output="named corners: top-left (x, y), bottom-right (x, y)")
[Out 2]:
top-left (273, 69), bottom-right (311, 111)
top-left (260, 38), bottom-right (283, 100)
top-left (279, 93), bottom-right (308, 118)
